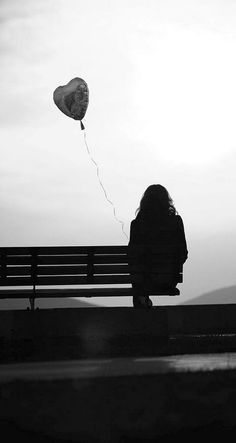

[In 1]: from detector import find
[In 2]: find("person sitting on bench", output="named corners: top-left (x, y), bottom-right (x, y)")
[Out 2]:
top-left (128, 184), bottom-right (188, 308)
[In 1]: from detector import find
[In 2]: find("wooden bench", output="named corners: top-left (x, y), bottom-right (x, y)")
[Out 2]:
top-left (0, 246), bottom-right (183, 310)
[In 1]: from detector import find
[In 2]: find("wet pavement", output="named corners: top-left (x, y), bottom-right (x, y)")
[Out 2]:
top-left (2, 353), bottom-right (236, 443)
top-left (0, 351), bottom-right (236, 382)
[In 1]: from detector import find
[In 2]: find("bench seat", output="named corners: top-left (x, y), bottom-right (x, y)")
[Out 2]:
top-left (0, 286), bottom-right (180, 298)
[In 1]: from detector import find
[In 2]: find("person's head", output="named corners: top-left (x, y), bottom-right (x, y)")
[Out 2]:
top-left (136, 184), bottom-right (176, 218)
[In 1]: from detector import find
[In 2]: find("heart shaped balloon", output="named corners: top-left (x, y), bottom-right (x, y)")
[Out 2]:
top-left (53, 77), bottom-right (89, 129)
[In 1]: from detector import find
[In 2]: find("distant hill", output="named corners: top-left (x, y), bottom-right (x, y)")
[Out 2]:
top-left (182, 285), bottom-right (236, 305)
top-left (0, 297), bottom-right (99, 310)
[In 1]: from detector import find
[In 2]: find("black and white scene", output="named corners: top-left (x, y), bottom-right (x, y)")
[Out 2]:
top-left (1, 1), bottom-right (236, 442)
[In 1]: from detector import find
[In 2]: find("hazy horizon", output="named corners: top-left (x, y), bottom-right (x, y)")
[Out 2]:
top-left (1, 0), bottom-right (236, 306)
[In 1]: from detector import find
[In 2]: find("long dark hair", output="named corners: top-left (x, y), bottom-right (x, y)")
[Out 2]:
top-left (135, 184), bottom-right (177, 218)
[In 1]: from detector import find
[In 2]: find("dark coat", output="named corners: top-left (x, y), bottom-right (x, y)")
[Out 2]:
top-left (128, 213), bottom-right (188, 290)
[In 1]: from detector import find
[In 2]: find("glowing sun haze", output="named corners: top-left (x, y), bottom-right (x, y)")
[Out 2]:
top-left (1, 0), bottom-right (236, 306)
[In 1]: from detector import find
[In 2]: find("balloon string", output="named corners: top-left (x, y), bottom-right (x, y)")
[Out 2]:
top-left (83, 130), bottom-right (128, 240)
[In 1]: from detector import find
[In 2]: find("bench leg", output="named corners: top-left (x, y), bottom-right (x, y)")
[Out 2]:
top-left (29, 286), bottom-right (36, 311)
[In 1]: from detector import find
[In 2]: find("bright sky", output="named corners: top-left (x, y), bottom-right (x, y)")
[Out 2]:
top-left (1, 0), bottom-right (236, 306)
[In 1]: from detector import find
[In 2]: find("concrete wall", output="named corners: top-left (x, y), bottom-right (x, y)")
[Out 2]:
top-left (0, 305), bottom-right (236, 341)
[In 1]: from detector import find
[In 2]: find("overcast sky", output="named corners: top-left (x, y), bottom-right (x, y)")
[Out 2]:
top-left (1, 0), bottom-right (236, 306)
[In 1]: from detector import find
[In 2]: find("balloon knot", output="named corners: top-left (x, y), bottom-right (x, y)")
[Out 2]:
top-left (80, 120), bottom-right (85, 130)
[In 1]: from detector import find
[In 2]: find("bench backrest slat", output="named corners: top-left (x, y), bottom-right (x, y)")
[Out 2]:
top-left (4, 264), bottom-right (130, 276)
top-left (0, 277), bottom-right (34, 286)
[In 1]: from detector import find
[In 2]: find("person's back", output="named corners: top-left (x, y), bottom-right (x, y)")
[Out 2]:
top-left (128, 184), bottom-right (188, 308)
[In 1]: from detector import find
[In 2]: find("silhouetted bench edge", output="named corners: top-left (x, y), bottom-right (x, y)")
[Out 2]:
top-left (0, 245), bottom-right (182, 310)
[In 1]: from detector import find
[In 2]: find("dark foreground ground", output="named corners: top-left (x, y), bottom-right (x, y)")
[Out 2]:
top-left (1, 336), bottom-right (236, 442)
top-left (1, 307), bottom-right (236, 442)
top-left (1, 364), bottom-right (236, 443)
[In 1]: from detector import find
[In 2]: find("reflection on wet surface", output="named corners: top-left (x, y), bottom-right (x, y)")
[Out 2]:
top-left (0, 352), bottom-right (235, 382)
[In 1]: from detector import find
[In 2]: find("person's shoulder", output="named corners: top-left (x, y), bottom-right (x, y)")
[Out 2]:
top-left (175, 214), bottom-right (183, 221)
top-left (130, 219), bottom-right (137, 229)
top-left (169, 214), bottom-right (183, 225)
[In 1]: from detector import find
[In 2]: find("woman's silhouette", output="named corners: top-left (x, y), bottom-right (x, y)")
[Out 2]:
top-left (128, 184), bottom-right (188, 308)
